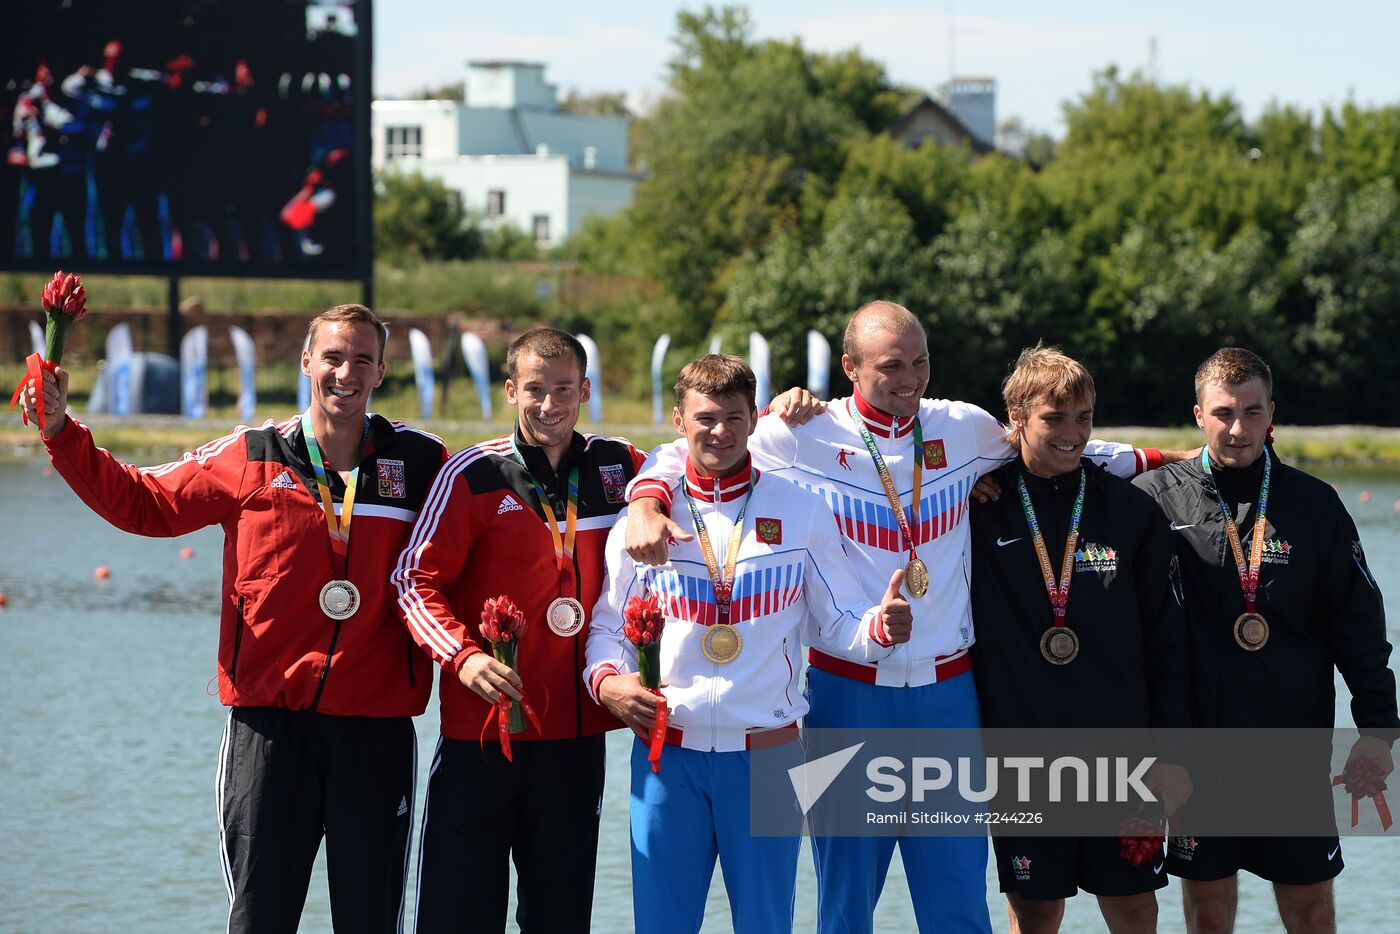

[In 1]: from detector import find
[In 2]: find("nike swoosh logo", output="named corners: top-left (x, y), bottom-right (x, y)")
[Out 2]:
top-left (1328, 845), bottom-right (1341, 860)
top-left (996, 537), bottom-right (1022, 547)
top-left (1169, 522), bottom-right (1196, 531)
top-left (1153, 859), bottom-right (1165, 875)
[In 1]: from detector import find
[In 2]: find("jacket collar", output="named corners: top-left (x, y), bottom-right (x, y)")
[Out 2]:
top-left (850, 386), bottom-right (917, 439)
top-left (683, 453), bottom-right (757, 503)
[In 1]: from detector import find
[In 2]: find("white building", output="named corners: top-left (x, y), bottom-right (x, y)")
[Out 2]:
top-left (372, 61), bottom-right (639, 246)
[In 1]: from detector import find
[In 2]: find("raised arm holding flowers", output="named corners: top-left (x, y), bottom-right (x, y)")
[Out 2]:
top-left (12, 271), bottom-right (86, 435)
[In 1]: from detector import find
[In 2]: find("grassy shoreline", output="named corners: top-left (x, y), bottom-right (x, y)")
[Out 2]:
top-left (5, 414), bottom-right (1400, 472)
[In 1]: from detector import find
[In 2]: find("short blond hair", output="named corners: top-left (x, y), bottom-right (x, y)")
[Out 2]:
top-left (674, 354), bottom-right (756, 412)
top-left (1194, 347), bottom-right (1272, 402)
top-left (1002, 344), bottom-right (1096, 448)
top-left (306, 304), bottom-right (387, 362)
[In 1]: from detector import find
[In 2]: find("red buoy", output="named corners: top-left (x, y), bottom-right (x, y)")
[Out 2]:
top-left (95, 566), bottom-right (111, 580)
top-left (180, 547), bottom-right (195, 559)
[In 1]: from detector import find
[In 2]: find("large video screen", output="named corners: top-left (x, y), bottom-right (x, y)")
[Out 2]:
top-left (1, 0), bottom-right (370, 278)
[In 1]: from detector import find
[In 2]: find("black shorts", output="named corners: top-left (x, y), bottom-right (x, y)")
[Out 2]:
top-left (1166, 834), bottom-right (1344, 886)
top-left (993, 835), bottom-right (1168, 900)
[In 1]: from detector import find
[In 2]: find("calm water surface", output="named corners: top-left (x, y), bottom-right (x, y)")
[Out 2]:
top-left (2, 459), bottom-right (1398, 933)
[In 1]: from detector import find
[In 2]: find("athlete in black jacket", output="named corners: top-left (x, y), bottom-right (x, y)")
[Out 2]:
top-left (971, 346), bottom-right (1192, 933)
top-left (1133, 347), bottom-right (1398, 934)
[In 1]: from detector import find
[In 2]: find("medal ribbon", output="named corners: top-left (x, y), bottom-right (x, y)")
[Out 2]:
top-left (301, 411), bottom-right (367, 577)
top-left (510, 439), bottom-right (580, 599)
top-left (1016, 468), bottom-right (1086, 625)
top-left (847, 398), bottom-right (923, 560)
top-left (682, 469), bottom-right (757, 626)
top-left (1202, 448), bottom-right (1271, 614)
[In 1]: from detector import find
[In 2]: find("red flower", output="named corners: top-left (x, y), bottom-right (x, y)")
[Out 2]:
top-left (1116, 816), bottom-right (1165, 867)
top-left (1340, 757), bottom-right (1389, 800)
top-left (623, 593), bottom-right (665, 646)
top-left (41, 270), bottom-right (87, 324)
top-left (480, 595), bottom-right (526, 644)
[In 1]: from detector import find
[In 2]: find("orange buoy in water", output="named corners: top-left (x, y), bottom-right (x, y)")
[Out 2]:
top-left (41, 466), bottom-right (54, 478)
top-left (95, 566), bottom-right (111, 580)
top-left (0, 592), bottom-right (8, 607)
top-left (1360, 491), bottom-right (1371, 503)
top-left (180, 547), bottom-right (195, 559)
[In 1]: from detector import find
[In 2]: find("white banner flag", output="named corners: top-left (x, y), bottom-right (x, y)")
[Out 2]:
top-left (28, 320), bottom-right (44, 357)
top-left (651, 334), bottom-right (671, 424)
top-left (297, 336), bottom-right (311, 413)
top-left (748, 331), bottom-right (771, 412)
top-left (459, 332), bottom-right (492, 420)
top-left (408, 328), bottom-right (435, 421)
top-left (806, 329), bottom-right (831, 400)
top-left (180, 326), bottom-right (208, 419)
top-left (228, 326), bottom-right (257, 422)
top-left (106, 323), bottom-right (134, 418)
top-left (708, 335), bottom-right (722, 356)
top-left (576, 333), bottom-right (602, 423)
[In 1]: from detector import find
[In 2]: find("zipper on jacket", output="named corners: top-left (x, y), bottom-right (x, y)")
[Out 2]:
top-left (308, 619), bottom-right (344, 712)
top-left (229, 596), bottom-right (246, 688)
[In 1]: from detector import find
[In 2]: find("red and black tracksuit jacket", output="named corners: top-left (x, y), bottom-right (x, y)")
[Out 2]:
top-left (44, 413), bottom-right (447, 717)
top-left (394, 428), bottom-right (645, 741)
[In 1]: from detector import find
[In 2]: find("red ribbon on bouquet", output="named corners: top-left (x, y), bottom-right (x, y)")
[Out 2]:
top-left (1332, 757), bottom-right (1393, 832)
top-left (624, 593), bottom-right (669, 773)
top-left (479, 595), bottom-right (543, 763)
top-left (9, 271), bottom-right (87, 429)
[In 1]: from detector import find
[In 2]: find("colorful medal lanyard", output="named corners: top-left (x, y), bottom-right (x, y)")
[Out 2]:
top-left (1202, 447), bottom-right (1272, 615)
top-left (1016, 468), bottom-right (1086, 627)
top-left (301, 411), bottom-right (367, 578)
top-left (682, 469), bottom-right (757, 626)
top-left (510, 438), bottom-right (580, 598)
top-left (848, 398), bottom-right (923, 563)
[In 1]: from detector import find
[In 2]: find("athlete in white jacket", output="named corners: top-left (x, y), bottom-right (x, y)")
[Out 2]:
top-left (586, 354), bottom-right (910, 934)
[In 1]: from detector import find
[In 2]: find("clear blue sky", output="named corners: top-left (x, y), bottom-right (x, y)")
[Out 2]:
top-left (374, 0), bottom-right (1398, 135)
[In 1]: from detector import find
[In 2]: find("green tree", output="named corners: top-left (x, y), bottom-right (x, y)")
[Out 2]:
top-left (374, 171), bottom-right (482, 262)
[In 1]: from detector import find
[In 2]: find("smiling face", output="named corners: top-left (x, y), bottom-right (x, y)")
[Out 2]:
top-left (1012, 397), bottom-right (1094, 477)
top-left (841, 324), bottom-right (930, 420)
top-left (1195, 378), bottom-right (1274, 469)
top-left (301, 320), bottom-right (384, 426)
top-left (506, 351), bottom-right (590, 462)
top-left (674, 390), bottom-right (757, 477)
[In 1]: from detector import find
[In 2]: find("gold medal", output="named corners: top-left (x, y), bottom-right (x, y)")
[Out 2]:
top-left (319, 580), bottom-right (360, 621)
top-left (1039, 626), bottom-right (1079, 665)
top-left (701, 623), bottom-right (743, 663)
top-left (1233, 612), bottom-right (1269, 651)
top-left (905, 558), bottom-right (930, 597)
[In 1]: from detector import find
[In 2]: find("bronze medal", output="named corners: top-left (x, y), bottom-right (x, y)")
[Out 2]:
top-left (701, 623), bottom-right (743, 663)
top-left (546, 597), bottom-right (585, 637)
top-left (1233, 611), bottom-right (1269, 651)
top-left (1039, 626), bottom-right (1079, 665)
top-left (905, 558), bottom-right (930, 597)
top-left (319, 580), bottom-right (360, 621)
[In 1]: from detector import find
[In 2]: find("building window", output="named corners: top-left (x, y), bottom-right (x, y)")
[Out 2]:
top-left (487, 190), bottom-right (506, 217)
top-left (532, 214), bottom-right (550, 244)
top-left (384, 125), bottom-right (422, 159)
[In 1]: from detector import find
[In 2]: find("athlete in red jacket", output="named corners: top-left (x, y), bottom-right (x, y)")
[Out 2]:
top-left (22, 303), bottom-right (447, 934)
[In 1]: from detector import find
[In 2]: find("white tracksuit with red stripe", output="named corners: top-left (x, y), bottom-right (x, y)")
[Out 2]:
top-left (629, 389), bottom-right (1157, 687)
top-left (587, 455), bottom-right (891, 751)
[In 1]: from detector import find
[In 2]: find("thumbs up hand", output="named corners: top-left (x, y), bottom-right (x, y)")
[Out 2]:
top-left (877, 569), bottom-right (912, 645)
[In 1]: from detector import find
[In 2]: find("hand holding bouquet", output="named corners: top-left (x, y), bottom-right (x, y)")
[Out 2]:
top-left (624, 593), bottom-right (668, 773)
top-left (10, 271), bottom-right (87, 430)
top-left (480, 595), bottom-right (542, 761)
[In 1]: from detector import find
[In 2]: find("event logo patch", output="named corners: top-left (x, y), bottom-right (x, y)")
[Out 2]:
top-left (599, 464), bottom-right (627, 503)
top-left (1074, 542), bottom-right (1117, 574)
top-left (1260, 538), bottom-right (1292, 566)
top-left (1171, 835), bottom-right (1198, 860)
top-left (377, 459), bottom-right (406, 499)
top-left (757, 518), bottom-right (783, 545)
top-left (1010, 856), bottom-right (1032, 880)
top-left (923, 439), bottom-right (947, 470)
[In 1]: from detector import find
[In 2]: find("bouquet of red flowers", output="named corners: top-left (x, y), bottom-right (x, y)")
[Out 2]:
top-left (1117, 802), bottom-right (1166, 868)
top-left (480, 595), bottom-right (541, 761)
top-left (624, 593), bottom-right (668, 773)
top-left (10, 271), bottom-right (87, 429)
top-left (1333, 757), bottom-right (1393, 831)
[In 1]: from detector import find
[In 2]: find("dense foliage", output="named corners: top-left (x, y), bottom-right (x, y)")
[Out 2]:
top-left (565, 6), bottom-right (1400, 425)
